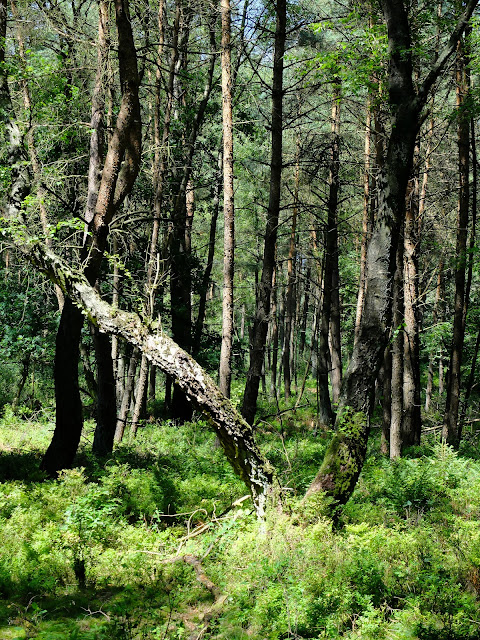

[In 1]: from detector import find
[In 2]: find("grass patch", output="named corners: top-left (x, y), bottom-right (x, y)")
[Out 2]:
top-left (0, 411), bottom-right (480, 638)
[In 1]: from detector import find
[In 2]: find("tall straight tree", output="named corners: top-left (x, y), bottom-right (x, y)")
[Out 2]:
top-left (242, 0), bottom-right (286, 425)
top-left (307, 0), bottom-right (478, 507)
top-left (219, 0), bottom-right (235, 398)
top-left (443, 33), bottom-right (470, 448)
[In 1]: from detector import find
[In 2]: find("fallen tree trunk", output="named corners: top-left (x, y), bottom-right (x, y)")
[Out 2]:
top-left (18, 241), bottom-right (275, 516)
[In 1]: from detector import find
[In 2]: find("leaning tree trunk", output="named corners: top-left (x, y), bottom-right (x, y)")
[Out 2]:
top-left (22, 244), bottom-right (275, 516)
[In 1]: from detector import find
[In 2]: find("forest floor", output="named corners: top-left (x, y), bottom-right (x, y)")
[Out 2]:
top-left (1, 402), bottom-right (480, 639)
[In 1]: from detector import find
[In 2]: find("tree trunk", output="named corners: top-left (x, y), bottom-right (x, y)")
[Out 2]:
top-left (241, 0), bottom-right (285, 425)
top-left (283, 148), bottom-right (298, 401)
top-left (22, 243), bottom-right (275, 515)
top-left (390, 226), bottom-right (404, 459)
top-left (443, 37), bottom-right (470, 448)
top-left (92, 329), bottom-right (117, 456)
top-left (42, 0), bottom-right (142, 474)
top-left (41, 298), bottom-right (84, 474)
top-left (13, 355), bottom-right (29, 411)
top-left (219, 0), bottom-right (235, 398)
top-left (115, 347), bottom-right (139, 442)
top-left (402, 151), bottom-right (421, 447)
top-left (327, 81), bottom-right (342, 404)
top-left (193, 155), bottom-right (221, 355)
top-left (306, 0), bottom-right (478, 508)
top-left (381, 346), bottom-right (391, 455)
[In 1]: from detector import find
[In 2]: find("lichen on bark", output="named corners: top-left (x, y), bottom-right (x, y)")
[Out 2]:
top-left (306, 407), bottom-right (368, 507)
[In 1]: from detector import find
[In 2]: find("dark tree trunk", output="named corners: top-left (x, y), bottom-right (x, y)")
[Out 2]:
top-left (443, 38), bottom-right (470, 448)
top-left (92, 329), bottom-right (117, 456)
top-left (41, 298), bottom-right (84, 474)
top-left (13, 355), bottom-right (30, 411)
top-left (241, 0), bottom-right (285, 425)
top-left (306, 0), bottom-right (478, 508)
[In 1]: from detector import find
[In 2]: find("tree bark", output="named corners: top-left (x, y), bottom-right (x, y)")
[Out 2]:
top-left (219, 0), bottom-right (235, 398)
top-left (402, 149), bottom-right (421, 448)
top-left (443, 37), bottom-right (470, 448)
top-left (41, 0), bottom-right (142, 474)
top-left (327, 80), bottom-right (342, 405)
top-left (283, 147), bottom-right (299, 401)
top-left (306, 0), bottom-right (478, 507)
top-left (241, 0), bottom-right (285, 425)
top-left (22, 244), bottom-right (275, 515)
top-left (390, 225), bottom-right (404, 459)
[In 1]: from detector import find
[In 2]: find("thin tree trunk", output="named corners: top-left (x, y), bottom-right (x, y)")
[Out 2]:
top-left (13, 356), bottom-right (30, 411)
top-left (241, 0), bottom-right (286, 425)
top-left (193, 154), bottom-right (222, 355)
top-left (12, 0), bottom-right (64, 310)
top-left (443, 37), bottom-right (470, 448)
top-left (328, 81), bottom-right (343, 404)
top-left (355, 90), bottom-right (372, 345)
top-left (92, 329), bottom-right (117, 455)
top-left (115, 347), bottom-right (139, 442)
top-left (283, 145), bottom-right (299, 401)
top-left (381, 346), bottom-right (391, 455)
top-left (402, 149), bottom-right (422, 447)
top-left (219, 0), bottom-right (235, 398)
top-left (390, 222), bottom-right (404, 459)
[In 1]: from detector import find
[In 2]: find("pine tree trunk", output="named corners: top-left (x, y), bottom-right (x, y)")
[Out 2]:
top-left (443, 38), bottom-right (470, 448)
top-left (283, 149), bottom-right (298, 401)
top-left (241, 0), bottom-right (285, 425)
top-left (402, 154), bottom-right (421, 447)
top-left (390, 223), bottom-right (404, 459)
top-left (219, 0), bottom-right (235, 398)
top-left (328, 82), bottom-right (343, 404)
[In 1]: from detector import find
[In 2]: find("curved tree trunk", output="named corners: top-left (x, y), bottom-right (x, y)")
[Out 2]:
top-left (23, 244), bottom-right (275, 515)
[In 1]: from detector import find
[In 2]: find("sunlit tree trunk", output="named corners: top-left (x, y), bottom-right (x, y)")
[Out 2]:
top-left (219, 0), bottom-right (235, 398)
top-left (283, 144), bottom-right (299, 401)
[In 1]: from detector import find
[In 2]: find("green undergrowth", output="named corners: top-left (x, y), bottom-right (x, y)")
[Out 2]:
top-left (0, 409), bottom-right (480, 638)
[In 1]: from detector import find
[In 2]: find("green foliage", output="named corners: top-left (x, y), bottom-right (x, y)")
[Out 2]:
top-left (1, 418), bottom-right (480, 639)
